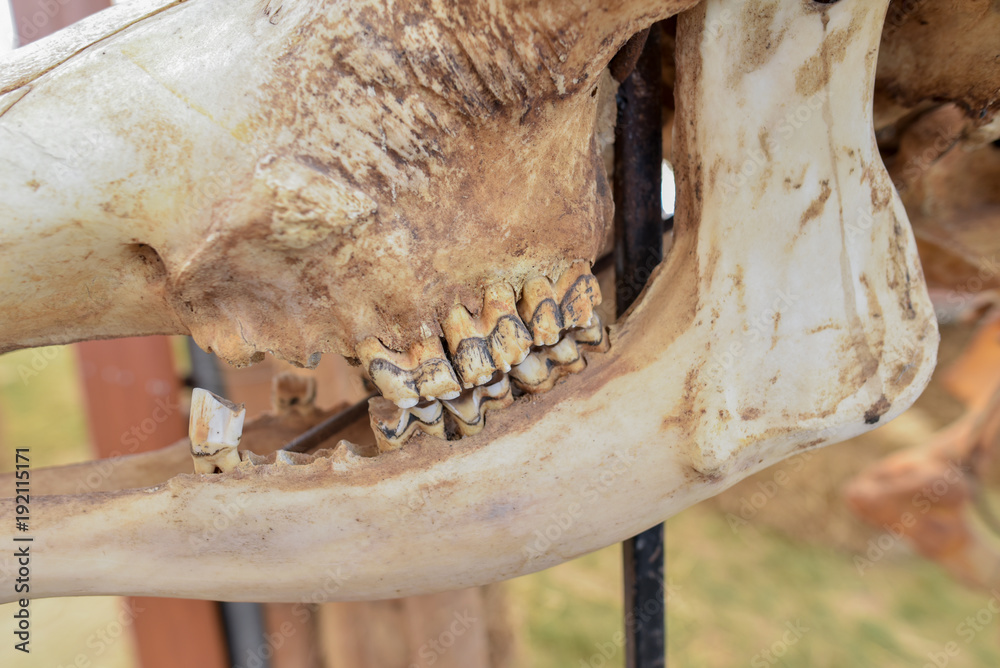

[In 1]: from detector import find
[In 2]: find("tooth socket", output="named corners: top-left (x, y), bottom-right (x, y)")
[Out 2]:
top-left (369, 396), bottom-right (446, 452)
top-left (443, 284), bottom-right (532, 387)
top-left (357, 336), bottom-right (462, 407)
top-left (509, 336), bottom-right (586, 394)
top-left (571, 314), bottom-right (610, 353)
top-left (442, 375), bottom-right (515, 437)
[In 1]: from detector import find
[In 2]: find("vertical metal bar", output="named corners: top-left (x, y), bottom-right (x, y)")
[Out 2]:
top-left (187, 339), bottom-right (272, 668)
top-left (612, 24), bottom-right (666, 668)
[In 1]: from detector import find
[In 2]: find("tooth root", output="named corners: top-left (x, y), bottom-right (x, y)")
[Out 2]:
top-left (518, 276), bottom-right (564, 346)
top-left (357, 336), bottom-right (462, 407)
top-left (189, 388), bottom-right (246, 474)
top-left (443, 376), bottom-right (514, 437)
top-left (556, 262), bottom-right (602, 330)
top-left (369, 396), bottom-right (445, 451)
top-left (510, 337), bottom-right (586, 395)
top-left (572, 314), bottom-right (611, 353)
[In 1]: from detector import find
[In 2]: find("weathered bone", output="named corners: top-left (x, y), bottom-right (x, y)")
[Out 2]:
top-left (0, 0), bottom-right (939, 603)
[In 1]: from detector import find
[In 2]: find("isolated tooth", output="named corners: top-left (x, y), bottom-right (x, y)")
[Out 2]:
top-left (369, 397), bottom-right (445, 451)
top-left (570, 314), bottom-right (610, 353)
top-left (509, 336), bottom-right (586, 394)
top-left (442, 375), bottom-right (515, 437)
top-left (555, 262), bottom-right (602, 330)
top-left (189, 388), bottom-right (246, 474)
top-left (356, 336), bottom-right (462, 407)
top-left (517, 276), bottom-right (564, 346)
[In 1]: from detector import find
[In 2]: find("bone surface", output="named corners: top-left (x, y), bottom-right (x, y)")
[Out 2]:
top-left (0, 0), bottom-right (939, 603)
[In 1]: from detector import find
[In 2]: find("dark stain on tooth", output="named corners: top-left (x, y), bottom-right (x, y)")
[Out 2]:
top-left (487, 315), bottom-right (532, 356)
top-left (368, 358), bottom-right (419, 395)
top-left (560, 274), bottom-right (599, 325)
top-left (414, 358), bottom-right (461, 393)
top-left (452, 338), bottom-right (494, 383)
top-left (528, 299), bottom-right (564, 337)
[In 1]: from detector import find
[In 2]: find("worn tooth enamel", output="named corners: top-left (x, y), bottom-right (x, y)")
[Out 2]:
top-left (481, 284), bottom-right (533, 373)
top-left (571, 314), bottom-right (611, 353)
top-left (517, 276), bottom-right (564, 346)
top-left (443, 284), bottom-right (533, 388)
top-left (443, 305), bottom-right (497, 388)
top-left (510, 335), bottom-right (586, 394)
top-left (356, 336), bottom-right (462, 407)
top-left (189, 388), bottom-right (246, 474)
top-left (442, 375), bottom-right (514, 437)
top-left (555, 261), bottom-right (602, 330)
top-left (368, 396), bottom-right (445, 452)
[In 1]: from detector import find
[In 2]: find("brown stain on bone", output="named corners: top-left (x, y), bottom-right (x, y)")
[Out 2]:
top-left (798, 179), bottom-right (832, 229)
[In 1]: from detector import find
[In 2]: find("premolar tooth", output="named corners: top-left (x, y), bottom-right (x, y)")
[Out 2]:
top-left (369, 397), bottom-right (445, 451)
top-left (189, 388), bottom-right (246, 474)
top-left (442, 375), bottom-right (514, 437)
top-left (517, 276), bottom-right (564, 346)
top-left (442, 284), bottom-right (531, 388)
top-left (483, 284), bottom-right (533, 373)
top-left (357, 336), bottom-right (462, 407)
top-left (555, 262), bottom-right (602, 330)
top-left (442, 305), bottom-right (493, 388)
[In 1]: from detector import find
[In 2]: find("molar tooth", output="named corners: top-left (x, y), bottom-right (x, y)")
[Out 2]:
top-left (357, 336), bottom-right (462, 407)
top-left (482, 284), bottom-right (533, 374)
top-left (571, 314), bottom-right (610, 353)
top-left (189, 388), bottom-right (246, 474)
top-left (368, 397), bottom-right (445, 452)
top-left (517, 276), bottom-right (564, 346)
top-left (442, 305), bottom-right (496, 388)
top-left (555, 262), bottom-right (602, 330)
top-left (509, 337), bottom-right (586, 394)
top-left (442, 375), bottom-right (514, 437)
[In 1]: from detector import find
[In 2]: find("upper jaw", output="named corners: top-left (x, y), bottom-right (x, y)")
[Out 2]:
top-left (0, 0), bottom-right (941, 602)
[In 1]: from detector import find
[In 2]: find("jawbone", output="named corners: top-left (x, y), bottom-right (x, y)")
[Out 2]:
top-left (0, 0), bottom-right (938, 602)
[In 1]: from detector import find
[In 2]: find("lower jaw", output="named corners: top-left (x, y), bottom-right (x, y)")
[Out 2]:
top-left (0, 0), bottom-right (940, 603)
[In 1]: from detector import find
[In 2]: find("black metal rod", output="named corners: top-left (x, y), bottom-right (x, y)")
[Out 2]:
top-left (281, 394), bottom-right (374, 453)
top-left (186, 339), bottom-right (272, 668)
top-left (613, 24), bottom-right (666, 668)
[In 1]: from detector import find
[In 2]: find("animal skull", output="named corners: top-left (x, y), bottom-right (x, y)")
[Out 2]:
top-left (0, 0), bottom-right (940, 602)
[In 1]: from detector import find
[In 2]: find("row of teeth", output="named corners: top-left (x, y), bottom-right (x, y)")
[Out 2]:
top-left (355, 261), bottom-right (602, 408)
top-left (187, 264), bottom-right (607, 472)
top-left (369, 314), bottom-right (609, 451)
